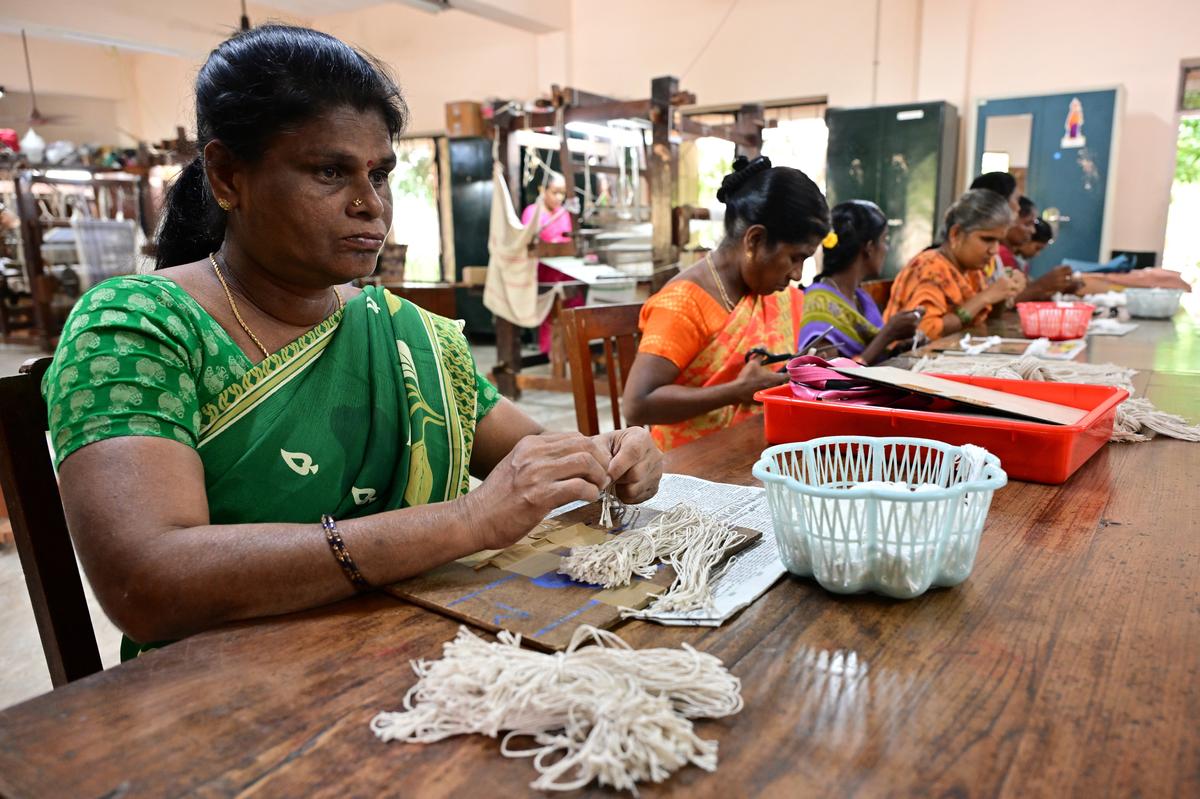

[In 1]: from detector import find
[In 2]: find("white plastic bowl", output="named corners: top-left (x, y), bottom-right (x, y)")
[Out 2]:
top-left (1124, 288), bottom-right (1183, 319)
top-left (754, 436), bottom-right (1007, 599)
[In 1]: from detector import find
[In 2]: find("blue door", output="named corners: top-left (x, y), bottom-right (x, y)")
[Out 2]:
top-left (974, 89), bottom-right (1118, 276)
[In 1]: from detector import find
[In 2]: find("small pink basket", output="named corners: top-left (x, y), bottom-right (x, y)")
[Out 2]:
top-left (1016, 302), bottom-right (1094, 340)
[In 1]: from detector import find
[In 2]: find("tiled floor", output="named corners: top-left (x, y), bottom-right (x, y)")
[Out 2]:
top-left (0, 339), bottom-right (610, 709)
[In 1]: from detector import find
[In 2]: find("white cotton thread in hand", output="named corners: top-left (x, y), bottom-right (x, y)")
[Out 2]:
top-left (598, 487), bottom-right (620, 529)
top-left (370, 625), bottom-right (743, 793)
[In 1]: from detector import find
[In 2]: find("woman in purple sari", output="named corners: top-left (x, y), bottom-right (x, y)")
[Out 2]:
top-left (798, 200), bottom-right (921, 363)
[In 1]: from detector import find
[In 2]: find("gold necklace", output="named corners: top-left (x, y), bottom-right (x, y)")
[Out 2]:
top-left (706, 253), bottom-right (735, 312)
top-left (208, 252), bottom-right (343, 360)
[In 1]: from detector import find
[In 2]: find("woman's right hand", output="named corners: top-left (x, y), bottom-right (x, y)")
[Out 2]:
top-left (981, 274), bottom-right (1017, 304)
top-left (462, 432), bottom-right (612, 551)
top-left (733, 357), bottom-right (789, 404)
top-left (879, 310), bottom-right (922, 343)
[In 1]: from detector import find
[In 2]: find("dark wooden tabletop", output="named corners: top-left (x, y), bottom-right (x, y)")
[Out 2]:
top-left (1, 319), bottom-right (1197, 798)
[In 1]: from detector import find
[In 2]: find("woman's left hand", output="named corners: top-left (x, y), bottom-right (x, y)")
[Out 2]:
top-left (599, 427), bottom-right (663, 504)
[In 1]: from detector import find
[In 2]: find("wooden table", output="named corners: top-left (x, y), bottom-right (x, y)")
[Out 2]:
top-left (1, 321), bottom-right (1197, 797)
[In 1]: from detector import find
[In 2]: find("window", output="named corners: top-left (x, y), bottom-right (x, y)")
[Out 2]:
top-left (761, 102), bottom-right (829, 193)
top-left (1180, 61), bottom-right (1200, 112)
top-left (683, 101), bottom-right (828, 251)
top-left (389, 137), bottom-right (442, 282)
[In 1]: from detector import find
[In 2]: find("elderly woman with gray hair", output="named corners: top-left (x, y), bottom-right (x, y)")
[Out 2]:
top-left (884, 189), bottom-right (1020, 339)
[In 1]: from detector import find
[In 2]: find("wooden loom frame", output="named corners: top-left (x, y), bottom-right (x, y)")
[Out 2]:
top-left (486, 76), bottom-right (764, 399)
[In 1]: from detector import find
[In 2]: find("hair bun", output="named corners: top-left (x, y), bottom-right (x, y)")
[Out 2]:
top-left (717, 155), bottom-right (772, 203)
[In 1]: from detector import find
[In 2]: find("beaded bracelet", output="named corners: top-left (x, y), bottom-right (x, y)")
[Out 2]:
top-left (321, 514), bottom-right (371, 591)
top-left (955, 307), bottom-right (974, 326)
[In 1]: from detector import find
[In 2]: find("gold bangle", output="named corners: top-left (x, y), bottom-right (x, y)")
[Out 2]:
top-left (321, 514), bottom-right (370, 591)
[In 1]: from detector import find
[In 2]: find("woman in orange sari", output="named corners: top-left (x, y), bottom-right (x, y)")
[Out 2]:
top-left (622, 156), bottom-right (831, 450)
top-left (885, 189), bottom-right (1019, 340)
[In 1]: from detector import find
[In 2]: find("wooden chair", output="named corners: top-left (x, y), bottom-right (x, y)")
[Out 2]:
top-left (861, 278), bottom-right (894, 311)
top-left (561, 303), bottom-right (642, 436)
top-left (0, 357), bottom-right (102, 686)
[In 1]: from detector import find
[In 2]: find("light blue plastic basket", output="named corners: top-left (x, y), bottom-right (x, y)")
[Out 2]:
top-left (753, 436), bottom-right (1008, 599)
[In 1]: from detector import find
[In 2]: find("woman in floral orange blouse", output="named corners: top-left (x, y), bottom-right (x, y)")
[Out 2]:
top-left (885, 189), bottom-right (1019, 340)
top-left (622, 156), bottom-right (831, 451)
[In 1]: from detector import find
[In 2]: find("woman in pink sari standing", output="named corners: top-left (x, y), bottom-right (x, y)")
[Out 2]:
top-left (520, 173), bottom-right (579, 353)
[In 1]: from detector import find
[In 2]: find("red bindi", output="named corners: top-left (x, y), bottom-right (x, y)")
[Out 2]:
top-left (367, 159), bottom-right (374, 167)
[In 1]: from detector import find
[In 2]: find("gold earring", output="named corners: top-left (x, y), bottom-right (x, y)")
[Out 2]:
top-left (352, 198), bottom-right (365, 207)
top-left (746, 250), bottom-right (752, 261)
top-left (217, 198), bottom-right (232, 211)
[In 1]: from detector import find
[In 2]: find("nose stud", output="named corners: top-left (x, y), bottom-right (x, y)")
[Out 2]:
top-left (352, 198), bottom-right (364, 207)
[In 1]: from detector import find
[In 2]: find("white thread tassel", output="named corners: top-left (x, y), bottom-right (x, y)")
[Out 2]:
top-left (559, 505), bottom-right (746, 617)
top-left (911, 355), bottom-right (1200, 443)
top-left (370, 625), bottom-right (743, 793)
top-left (620, 517), bottom-right (745, 618)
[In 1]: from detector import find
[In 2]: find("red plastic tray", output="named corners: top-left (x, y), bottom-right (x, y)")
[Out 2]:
top-left (756, 374), bottom-right (1128, 484)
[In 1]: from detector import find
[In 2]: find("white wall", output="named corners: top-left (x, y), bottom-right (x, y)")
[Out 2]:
top-left (917, 0), bottom-right (1200, 252)
top-left (0, 33), bottom-right (144, 145)
top-left (565, 0), bottom-right (922, 109)
top-left (4, 0), bottom-right (1195, 252)
top-left (313, 4), bottom-right (542, 134)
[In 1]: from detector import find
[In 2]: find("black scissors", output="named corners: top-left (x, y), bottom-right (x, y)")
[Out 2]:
top-left (745, 325), bottom-right (842, 365)
top-left (743, 347), bottom-right (798, 365)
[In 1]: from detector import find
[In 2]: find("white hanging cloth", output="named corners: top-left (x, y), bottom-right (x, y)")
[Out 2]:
top-left (483, 162), bottom-right (559, 327)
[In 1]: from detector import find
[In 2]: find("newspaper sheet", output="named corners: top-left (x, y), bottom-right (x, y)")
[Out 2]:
top-left (552, 473), bottom-right (787, 626)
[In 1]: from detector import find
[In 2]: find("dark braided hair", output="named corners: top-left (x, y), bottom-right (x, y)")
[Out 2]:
top-left (970, 171), bottom-right (1017, 201)
top-left (1031, 217), bottom-right (1054, 244)
top-left (156, 25), bottom-right (408, 268)
top-left (1017, 195), bottom-right (1037, 218)
top-left (716, 155), bottom-right (830, 245)
top-left (819, 200), bottom-right (888, 278)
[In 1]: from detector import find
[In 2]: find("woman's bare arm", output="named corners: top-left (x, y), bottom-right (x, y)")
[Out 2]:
top-left (621, 353), bottom-right (786, 426)
top-left (58, 428), bottom-right (611, 643)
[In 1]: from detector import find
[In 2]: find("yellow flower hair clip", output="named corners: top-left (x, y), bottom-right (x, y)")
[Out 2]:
top-left (822, 230), bottom-right (839, 249)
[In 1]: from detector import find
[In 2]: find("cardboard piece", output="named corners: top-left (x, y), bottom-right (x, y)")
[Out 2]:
top-left (387, 501), bottom-right (758, 650)
top-left (836, 365), bottom-right (1087, 426)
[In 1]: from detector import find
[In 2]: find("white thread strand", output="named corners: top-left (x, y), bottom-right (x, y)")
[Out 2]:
top-left (370, 625), bottom-right (743, 792)
top-left (598, 488), bottom-right (618, 529)
top-left (912, 355), bottom-right (1200, 443)
top-left (622, 520), bottom-right (746, 619)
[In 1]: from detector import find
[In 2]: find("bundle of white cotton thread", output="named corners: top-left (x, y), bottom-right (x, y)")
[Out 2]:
top-left (559, 504), bottom-right (707, 589)
top-left (370, 625), bottom-right (743, 793)
top-left (911, 355), bottom-right (1200, 443)
top-left (620, 518), bottom-right (746, 618)
top-left (559, 504), bottom-right (747, 616)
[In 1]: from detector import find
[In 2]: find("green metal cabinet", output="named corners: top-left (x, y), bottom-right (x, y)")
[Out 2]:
top-left (448, 137), bottom-right (495, 335)
top-left (825, 101), bottom-right (958, 277)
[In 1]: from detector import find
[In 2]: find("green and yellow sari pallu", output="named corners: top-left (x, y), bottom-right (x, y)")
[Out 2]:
top-left (199, 287), bottom-right (485, 524)
top-left (43, 276), bottom-right (500, 658)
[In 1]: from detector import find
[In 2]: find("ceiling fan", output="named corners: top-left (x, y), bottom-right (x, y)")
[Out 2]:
top-left (17, 29), bottom-right (74, 128)
top-left (162, 1), bottom-right (252, 40)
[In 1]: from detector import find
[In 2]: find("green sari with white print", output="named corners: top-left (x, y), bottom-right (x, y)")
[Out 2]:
top-left (43, 275), bottom-right (500, 657)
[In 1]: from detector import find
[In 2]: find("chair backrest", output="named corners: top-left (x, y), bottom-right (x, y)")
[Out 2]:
top-left (861, 278), bottom-right (894, 311)
top-left (561, 303), bottom-right (643, 436)
top-left (0, 357), bottom-right (102, 686)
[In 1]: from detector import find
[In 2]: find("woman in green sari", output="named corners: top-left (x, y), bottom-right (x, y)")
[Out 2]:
top-left (41, 26), bottom-right (661, 655)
